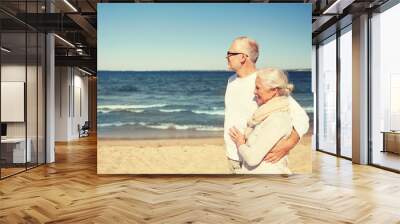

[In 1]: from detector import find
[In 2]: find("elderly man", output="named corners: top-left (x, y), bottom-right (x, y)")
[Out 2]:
top-left (224, 36), bottom-right (309, 173)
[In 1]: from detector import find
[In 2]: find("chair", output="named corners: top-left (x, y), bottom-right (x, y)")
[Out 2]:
top-left (79, 121), bottom-right (90, 138)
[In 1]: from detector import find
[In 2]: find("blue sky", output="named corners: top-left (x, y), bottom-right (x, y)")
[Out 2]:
top-left (98, 3), bottom-right (311, 71)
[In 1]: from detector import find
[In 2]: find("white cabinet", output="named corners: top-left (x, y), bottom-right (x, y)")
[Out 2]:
top-left (1, 138), bottom-right (32, 163)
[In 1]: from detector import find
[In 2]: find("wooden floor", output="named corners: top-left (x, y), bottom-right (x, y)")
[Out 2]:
top-left (372, 150), bottom-right (400, 171)
top-left (1, 135), bottom-right (400, 223)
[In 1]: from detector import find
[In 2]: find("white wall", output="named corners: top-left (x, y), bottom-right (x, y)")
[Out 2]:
top-left (72, 72), bottom-right (89, 137)
top-left (55, 67), bottom-right (89, 141)
top-left (55, 66), bottom-right (70, 141)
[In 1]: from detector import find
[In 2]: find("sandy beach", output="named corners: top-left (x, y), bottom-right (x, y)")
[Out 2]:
top-left (97, 70), bottom-right (313, 174)
top-left (97, 132), bottom-right (312, 174)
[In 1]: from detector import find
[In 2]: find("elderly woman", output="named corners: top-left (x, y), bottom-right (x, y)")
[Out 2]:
top-left (229, 68), bottom-right (294, 174)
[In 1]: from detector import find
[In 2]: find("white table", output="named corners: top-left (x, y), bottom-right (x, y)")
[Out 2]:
top-left (1, 138), bottom-right (31, 163)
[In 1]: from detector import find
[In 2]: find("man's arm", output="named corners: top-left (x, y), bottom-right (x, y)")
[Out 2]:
top-left (288, 96), bottom-right (309, 139)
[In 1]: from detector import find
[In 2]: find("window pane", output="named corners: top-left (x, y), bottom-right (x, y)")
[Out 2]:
top-left (27, 31), bottom-right (38, 169)
top-left (339, 28), bottom-right (352, 158)
top-left (1, 30), bottom-right (27, 177)
top-left (371, 3), bottom-right (400, 171)
top-left (317, 35), bottom-right (337, 154)
top-left (38, 32), bottom-right (46, 165)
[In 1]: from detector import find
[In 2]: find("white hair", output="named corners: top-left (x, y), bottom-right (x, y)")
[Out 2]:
top-left (234, 36), bottom-right (259, 63)
top-left (257, 68), bottom-right (294, 96)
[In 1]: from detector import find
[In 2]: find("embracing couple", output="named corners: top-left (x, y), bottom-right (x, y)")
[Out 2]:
top-left (224, 36), bottom-right (309, 174)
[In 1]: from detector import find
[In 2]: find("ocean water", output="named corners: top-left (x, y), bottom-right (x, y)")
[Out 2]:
top-left (98, 71), bottom-right (313, 139)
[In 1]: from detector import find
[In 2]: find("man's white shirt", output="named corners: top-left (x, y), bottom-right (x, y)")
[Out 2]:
top-left (224, 72), bottom-right (310, 161)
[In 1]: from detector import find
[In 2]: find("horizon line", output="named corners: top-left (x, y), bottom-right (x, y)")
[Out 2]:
top-left (98, 68), bottom-right (312, 72)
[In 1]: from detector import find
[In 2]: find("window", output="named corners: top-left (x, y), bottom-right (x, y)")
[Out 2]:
top-left (0, 1), bottom-right (46, 179)
top-left (339, 26), bottom-right (352, 158)
top-left (317, 35), bottom-right (337, 154)
top-left (370, 2), bottom-right (400, 171)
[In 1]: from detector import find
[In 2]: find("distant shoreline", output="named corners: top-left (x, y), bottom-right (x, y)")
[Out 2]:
top-left (98, 69), bottom-right (312, 73)
top-left (98, 126), bottom-right (224, 140)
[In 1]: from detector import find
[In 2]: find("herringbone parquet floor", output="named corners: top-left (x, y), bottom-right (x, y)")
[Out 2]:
top-left (1, 134), bottom-right (400, 224)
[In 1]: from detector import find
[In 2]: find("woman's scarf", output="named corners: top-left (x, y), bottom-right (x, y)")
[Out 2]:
top-left (244, 96), bottom-right (289, 139)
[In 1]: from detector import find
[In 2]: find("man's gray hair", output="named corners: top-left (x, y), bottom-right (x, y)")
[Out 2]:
top-left (234, 36), bottom-right (259, 63)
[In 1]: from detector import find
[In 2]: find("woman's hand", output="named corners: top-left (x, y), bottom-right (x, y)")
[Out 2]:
top-left (229, 127), bottom-right (246, 148)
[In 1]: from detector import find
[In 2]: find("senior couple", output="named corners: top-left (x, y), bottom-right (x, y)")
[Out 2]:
top-left (224, 36), bottom-right (309, 174)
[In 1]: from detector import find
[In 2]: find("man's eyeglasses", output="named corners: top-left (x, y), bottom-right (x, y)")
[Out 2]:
top-left (226, 51), bottom-right (248, 58)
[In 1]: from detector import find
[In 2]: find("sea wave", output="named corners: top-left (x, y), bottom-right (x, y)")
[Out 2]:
top-left (146, 123), bottom-right (223, 131)
top-left (304, 106), bottom-right (314, 113)
top-left (98, 109), bottom-right (145, 114)
top-left (98, 121), bottom-right (223, 131)
top-left (192, 110), bottom-right (224, 116)
top-left (98, 104), bottom-right (167, 110)
top-left (159, 109), bottom-right (186, 113)
top-left (97, 122), bottom-right (137, 127)
top-left (98, 106), bottom-right (225, 116)
top-left (99, 104), bottom-right (311, 115)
